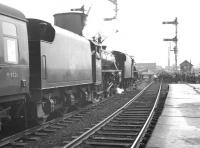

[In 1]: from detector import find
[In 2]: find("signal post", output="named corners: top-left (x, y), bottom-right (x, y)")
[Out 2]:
top-left (163, 17), bottom-right (178, 71)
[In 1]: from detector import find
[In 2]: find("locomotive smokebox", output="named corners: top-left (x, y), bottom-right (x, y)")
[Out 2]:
top-left (54, 12), bottom-right (87, 36)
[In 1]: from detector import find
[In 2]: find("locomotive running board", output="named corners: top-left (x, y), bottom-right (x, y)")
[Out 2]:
top-left (102, 70), bottom-right (122, 73)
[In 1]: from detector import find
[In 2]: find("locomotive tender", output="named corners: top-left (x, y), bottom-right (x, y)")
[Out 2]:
top-left (0, 4), bottom-right (136, 131)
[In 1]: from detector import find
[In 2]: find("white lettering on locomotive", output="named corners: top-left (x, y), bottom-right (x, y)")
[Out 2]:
top-left (6, 72), bottom-right (18, 78)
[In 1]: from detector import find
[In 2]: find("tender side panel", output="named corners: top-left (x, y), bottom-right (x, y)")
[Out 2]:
top-left (41, 26), bottom-right (93, 88)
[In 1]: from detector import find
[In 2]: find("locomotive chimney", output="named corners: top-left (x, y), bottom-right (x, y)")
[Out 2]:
top-left (53, 12), bottom-right (87, 36)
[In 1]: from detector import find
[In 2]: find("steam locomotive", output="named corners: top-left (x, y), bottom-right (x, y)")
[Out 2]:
top-left (0, 4), bottom-right (137, 131)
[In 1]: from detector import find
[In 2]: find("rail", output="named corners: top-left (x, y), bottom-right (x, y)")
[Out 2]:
top-left (130, 81), bottom-right (162, 148)
top-left (63, 81), bottom-right (154, 148)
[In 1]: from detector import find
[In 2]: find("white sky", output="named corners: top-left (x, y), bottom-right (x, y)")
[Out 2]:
top-left (1, 0), bottom-right (200, 68)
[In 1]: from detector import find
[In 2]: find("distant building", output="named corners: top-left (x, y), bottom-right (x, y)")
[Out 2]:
top-left (135, 63), bottom-right (156, 72)
top-left (180, 60), bottom-right (193, 74)
top-left (135, 63), bottom-right (157, 79)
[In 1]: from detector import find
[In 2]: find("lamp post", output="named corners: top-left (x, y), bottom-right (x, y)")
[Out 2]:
top-left (163, 17), bottom-right (178, 71)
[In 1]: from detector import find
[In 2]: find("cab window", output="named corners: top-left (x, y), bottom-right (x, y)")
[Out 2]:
top-left (2, 22), bottom-right (17, 36)
top-left (2, 22), bottom-right (18, 64)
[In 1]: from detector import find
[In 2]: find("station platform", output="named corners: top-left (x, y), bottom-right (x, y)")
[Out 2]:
top-left (146, 84), bottom-right (200, 148)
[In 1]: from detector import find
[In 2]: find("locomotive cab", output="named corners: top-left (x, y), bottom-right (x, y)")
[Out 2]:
top-left (112, 51), bottom-right (135, 90)
top-left (0, 4), bottom-right (29, 131)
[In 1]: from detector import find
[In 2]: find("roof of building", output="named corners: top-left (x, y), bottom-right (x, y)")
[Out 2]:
top-left (135, 63), bottom-right (156, 71)
top-left (180, 60), bottom-right (193, 66)
top-left (0, 3), bottom-right (26, 21)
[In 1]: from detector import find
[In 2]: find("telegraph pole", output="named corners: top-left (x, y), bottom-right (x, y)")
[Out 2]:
top-left (163, 17), bottom-right (178, 71)
top-left (168, 42), bottom-right (171, 69)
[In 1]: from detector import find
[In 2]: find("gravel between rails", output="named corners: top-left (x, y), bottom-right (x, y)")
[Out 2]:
top-left (21, 81), bottom-right (150, 148)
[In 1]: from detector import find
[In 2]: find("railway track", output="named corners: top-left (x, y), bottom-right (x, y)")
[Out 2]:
top-left (0, 108), bottom-right (92, 147)
top-left (0, 81), bottom-right (166, 148)
top-left (62, 81), bottom-right (164, 148)
top-left (0, 97), bottom-right (121, 147)
top-left (0, 81), bottom-right (148, 148)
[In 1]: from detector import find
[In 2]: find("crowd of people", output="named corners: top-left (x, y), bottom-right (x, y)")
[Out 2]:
top-left (157, 72), bottom-right (197, 83)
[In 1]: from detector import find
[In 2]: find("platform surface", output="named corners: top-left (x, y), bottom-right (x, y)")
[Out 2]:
top-left (146, 84), bottom-right (200, 148)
